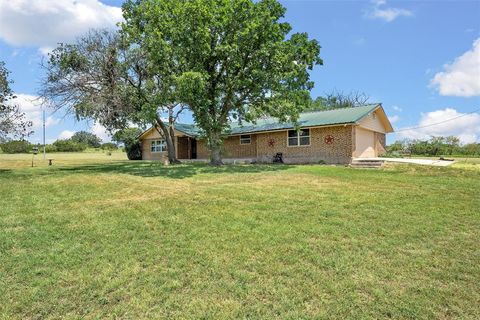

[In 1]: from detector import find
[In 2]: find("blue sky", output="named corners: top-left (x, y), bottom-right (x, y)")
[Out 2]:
top-left (0, 0), bottom-right (479, 144)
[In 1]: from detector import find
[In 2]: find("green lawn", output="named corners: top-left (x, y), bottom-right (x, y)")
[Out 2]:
top-left (0, 150), bottom-right (127, 169)
top-left (1, 154), bottom-right (479, 319)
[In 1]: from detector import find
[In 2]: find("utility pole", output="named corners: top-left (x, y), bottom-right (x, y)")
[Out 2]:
top-left (43, 109), bottom-right (46, 160)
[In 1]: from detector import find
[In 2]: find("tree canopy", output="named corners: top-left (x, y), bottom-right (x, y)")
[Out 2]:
top-left (71, 131), bottom-right (102, 148)
top-left (122, 0), bottom-right (322, 164)
top-left (40, 30), bottom-right (183, 163)
top-left (1, 61), bottom-right (32, 141)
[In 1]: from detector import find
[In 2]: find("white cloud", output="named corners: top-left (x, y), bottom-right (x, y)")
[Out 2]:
top-left (396, 108), bottom-right (480, 144)
top-left (430, 38), bottom-right (480, 97)
top-left (392, 105), bottom-right (403, 112)
top-left (9, 93), bottom-right (59, 130)
top-left (366, 0), bottom-right (413, 22)
top-left (90, 122), bottom-right (111, 142)
top-left (0, 0), bottom-right (122, 49)
top-left (38, 47), bottom-right (54, 56)
top-left (389, 115), bottom-right (400, 124)
top-left (58, 130), bottom-right (75, 140)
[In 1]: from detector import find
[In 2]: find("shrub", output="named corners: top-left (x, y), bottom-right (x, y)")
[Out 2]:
top-left (53, 139), bottom-right (87, 152)
top-left (388, 137), bottom-right (480, 157)
top-left (113, 127), bottom-right (143, 160)
top-left (101, 142), bottom-right (118, 150)
top-left (383, 151), bottom-right (403, 158)
top-left (125, 141), bottom-right (142, 160)
top-left (0, 140), bottom-right (32, 153)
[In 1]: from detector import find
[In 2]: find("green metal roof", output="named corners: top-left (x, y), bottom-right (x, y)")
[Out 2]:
top-left (174, 123), bottom-right (201, 137)
top-left (175, 104), bottom-right (381, 137)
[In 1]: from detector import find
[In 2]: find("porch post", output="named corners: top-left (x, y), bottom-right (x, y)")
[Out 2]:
top-left (174, 136), bottom-right (178, 159)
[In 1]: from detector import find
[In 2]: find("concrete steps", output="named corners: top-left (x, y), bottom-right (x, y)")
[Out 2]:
top-left (350, 159), bottom-right (384, 169)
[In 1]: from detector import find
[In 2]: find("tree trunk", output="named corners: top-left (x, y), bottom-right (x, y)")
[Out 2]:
top-left (155, 117), bottom-right (179, 164)
top-left (168, 110), bottom-right (178, 162)
top-left (208, 131), bottom-right (223, 166)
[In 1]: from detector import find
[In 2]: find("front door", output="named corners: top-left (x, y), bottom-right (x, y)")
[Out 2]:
top-left (191, 139), bottom-right (197, 159)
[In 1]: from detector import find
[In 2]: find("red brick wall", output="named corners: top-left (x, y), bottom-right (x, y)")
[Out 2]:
top-left (375, 132), bottom-right (386, 156)
top-left (255, 126), bottom-right (353, 164)
top-left (196, 125), bottom-right (353, 164)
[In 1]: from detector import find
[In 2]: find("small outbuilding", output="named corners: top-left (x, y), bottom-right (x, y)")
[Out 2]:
top-left (138, 103), bottom-right (394, 164)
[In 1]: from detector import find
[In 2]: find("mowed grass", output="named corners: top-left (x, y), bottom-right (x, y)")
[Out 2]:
top-left (0, 150), bottom-right (128, 169)
top-left (0, 154), bottom-right (479, 319)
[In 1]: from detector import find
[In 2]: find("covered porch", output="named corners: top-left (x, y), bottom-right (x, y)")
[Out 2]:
top-left (175, 136), bottom-right (198, 160)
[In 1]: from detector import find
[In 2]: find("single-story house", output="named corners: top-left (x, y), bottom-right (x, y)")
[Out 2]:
top-left (138, 103), bottom-right (394, 164)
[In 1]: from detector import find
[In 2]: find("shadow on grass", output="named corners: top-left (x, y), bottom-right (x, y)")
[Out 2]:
top-left (54, 161), bottom-right (291, 179)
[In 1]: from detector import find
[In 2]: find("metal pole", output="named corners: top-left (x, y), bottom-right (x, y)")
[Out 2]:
top-left (43, 109), bottom-right (46, 160)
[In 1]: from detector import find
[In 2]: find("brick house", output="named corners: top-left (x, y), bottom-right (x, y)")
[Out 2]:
top-left (138, 104), bottom-right (394, 164)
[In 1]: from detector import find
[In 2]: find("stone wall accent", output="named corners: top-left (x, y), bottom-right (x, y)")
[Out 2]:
top-left (255, 126), bottom-right (353, 164)
top-left (375, 132), bottom-right (386, 156)
top-left (351, 125), bottom-right (356, 154)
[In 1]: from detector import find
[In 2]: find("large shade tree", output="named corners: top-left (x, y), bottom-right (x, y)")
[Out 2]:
top-left (122, 0), bottom-right (322, 165)
top-left (40, 30), bottom-right (184, 163)
top-left (0, 62), bottom-right (32, 141)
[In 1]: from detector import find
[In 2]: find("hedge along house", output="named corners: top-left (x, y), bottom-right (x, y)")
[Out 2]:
top-left (138, 104), bottom-right (394, 164)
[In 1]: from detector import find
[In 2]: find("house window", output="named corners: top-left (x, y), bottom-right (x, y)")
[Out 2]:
top-left (288, 129), bottom-right (310, 146)
top-left (240, 134), bottom-right (251, 145)
top-left (151, 140), bottom-right (166, 152)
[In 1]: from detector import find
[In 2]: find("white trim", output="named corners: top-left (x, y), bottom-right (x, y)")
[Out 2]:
top-left (287, 128), bottom-right (311, 147)
top-left (150, 139), bottom-right (167, 153)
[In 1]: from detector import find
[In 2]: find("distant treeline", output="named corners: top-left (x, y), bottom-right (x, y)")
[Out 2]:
top-left (0, 131), bottom-right (119, 154)
top-left (0, 139), bottom-right (119, 154)
top-left (388, 136), bottom-right (480, 157)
